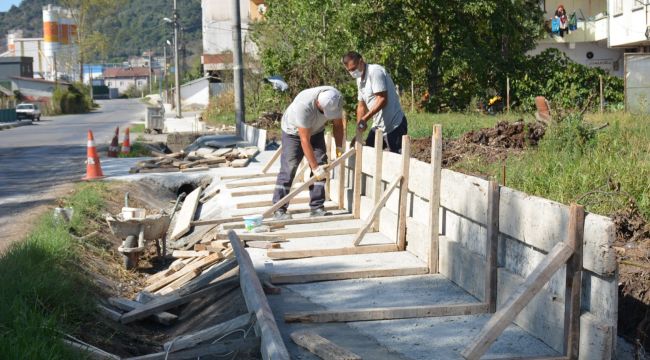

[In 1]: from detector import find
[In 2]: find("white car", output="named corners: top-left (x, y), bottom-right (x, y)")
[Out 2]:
top-left (16, 103), bottom-right (41, 121)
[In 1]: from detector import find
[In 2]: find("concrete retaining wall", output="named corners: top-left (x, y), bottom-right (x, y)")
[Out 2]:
top-left (328, 136), bottom-right (617, 359)
top-left (238, 122), bottom-right (267, 151)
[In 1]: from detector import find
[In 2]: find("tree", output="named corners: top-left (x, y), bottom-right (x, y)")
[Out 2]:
top-left (253, 0), bottom-right (544, 112)
top-left (59, 0), bottom-right (125, 82)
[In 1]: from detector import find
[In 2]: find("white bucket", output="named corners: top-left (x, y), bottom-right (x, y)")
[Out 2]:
top-left (243, 214), bottom-right (264, 231)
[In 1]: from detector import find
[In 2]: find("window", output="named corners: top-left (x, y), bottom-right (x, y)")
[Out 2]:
top-left (120, 81), bottom-right (124, 86)
top-left (614, 0), bottom-right (623, 14)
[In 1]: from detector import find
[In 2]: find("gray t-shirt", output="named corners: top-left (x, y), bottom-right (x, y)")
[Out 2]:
top-left (357, 64), bottom-right (404, 134)
top-left (281, 86), bottom-right (341, 136)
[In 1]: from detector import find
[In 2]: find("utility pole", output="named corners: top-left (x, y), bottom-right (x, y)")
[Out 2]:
top-left (148, 49), bottom-right (153, 94)
top-left (231, 0), bottom-right (245, 133)
top-left (173, 0), bottom-right (182, 118)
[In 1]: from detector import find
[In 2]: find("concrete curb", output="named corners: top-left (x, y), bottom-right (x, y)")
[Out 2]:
top-left (0, 120), bottom-right (33, 130)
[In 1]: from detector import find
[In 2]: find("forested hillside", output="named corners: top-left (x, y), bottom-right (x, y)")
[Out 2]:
top-left (0, 0), bottom-right (202, 62)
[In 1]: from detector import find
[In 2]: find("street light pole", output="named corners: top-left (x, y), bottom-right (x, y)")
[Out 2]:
top-left (231, 0), bottom-right (245, 134)
top-left (173, 0), bottom-right (182, 118)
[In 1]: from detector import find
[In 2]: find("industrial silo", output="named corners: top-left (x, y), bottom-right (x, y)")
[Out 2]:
top-left (42, 4), bottom-right (60, 80)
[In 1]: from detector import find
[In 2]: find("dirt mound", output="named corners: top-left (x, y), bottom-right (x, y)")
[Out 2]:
top-left (249, 111), bottom-right (282, 130)
top-left (411, 120), bottom-right (546, 166)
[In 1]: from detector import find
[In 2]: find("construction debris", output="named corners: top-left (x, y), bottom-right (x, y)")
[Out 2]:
top-left (129, 145), bottom-right (260, 174)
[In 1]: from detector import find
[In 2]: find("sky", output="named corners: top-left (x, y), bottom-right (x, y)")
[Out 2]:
top-left (0, 0), bottom-right (22, 12)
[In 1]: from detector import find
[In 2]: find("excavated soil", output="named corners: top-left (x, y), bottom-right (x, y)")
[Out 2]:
top-left (612, 200), bottom-right (650, 352)
top-left (410, 120), bottom-right (547, 166)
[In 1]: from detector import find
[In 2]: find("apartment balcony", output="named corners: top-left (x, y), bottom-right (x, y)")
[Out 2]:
top-left (539, 16), bottom-right (609, 44)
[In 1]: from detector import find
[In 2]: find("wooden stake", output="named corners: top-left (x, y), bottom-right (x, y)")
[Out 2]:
top-left (372, 128), bottom-right (384, 231)
top-left (485, 181), bottom-right (500, 312)
top-left (564, 204), bottom-right (585, 359)
top-left (506, 76), bottom-right (511, 113)
top-left (325, 132), bottom-right (332, 201)
top-left (170, 186), bottom-right (202, 240)
top-left (429, 125), bottom-right (442, 273)
top-left (267, 244), bottom-right (398, 260)
top-left (262, 148), bottom-right (356, 217)
top-left (599, 75), bottom-right (604, 114)
top-left (352, 138), bottom-right (363, 218)
top-left (353, 175), bottom-right (402, 246)
top-left (290, 331), bottom-right (362, 360)
top-left (261, 145), bottom-right (282, 174)
top-left (397, 135), bottom-right (410, 251)
top-left (461, 242), bottom-right (576, 359)
top-left (411, 80), bottom-right (415, 113)
top-left (228, 231), bottom-right (291, 360)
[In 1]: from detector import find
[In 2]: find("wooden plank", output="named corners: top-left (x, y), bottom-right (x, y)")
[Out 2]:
top-left (156, 268), bottom-right (201, 295)
top-left (228, 231), bottom-right (291, 360)
top-left (429, 125), bottom-right (442, 274)
top-left (397, 135), bottom-right (410, 251)
top-left (172, 250), bottom-right (210, 258)
top-left (144, 252), bottom-right (224, 293)
top-left (325, 133), bottom-right (332, 201)
top-left (486, 181), bottom-right (500, 312)
top-left (234, 202), bottom-right (339, 218)
top-left (163, 313), bottom-right (253, 352)
top-left (120, 277), bottom-right (239, 324)
top-left (270, 265), bottom-right (429, 284)
top-left (352, 140), bottom-right (363, 218)
top-left (372, 128), bottom-right (384, 231)
top-left (262, 148), bottom-right (356, 217)
top-left (294, 158), bottom-right (308, 182)
top-left (258, 227), bottom-right (359, 240)
top-left (290, 331), bottom-right (362, 360)
top-left (231, 188), bottom-right (275, 197)
top-left (221, 213), bottom-right (354, 230)
top-left (108, 297), bottom-right (177, 325)
top-left (215, 233), bottom-right (285, 242)
top-left (338, 142), bottom-right (347, 210)
top-left (460, 241), bottom-right (575, 360)
top-left (353, 175), bottom-right (402, 246)
top-left (97, 304), bottom-right (122, 322)
top-left (177, 257), bottom-right (238, 296)
top-left (221, 172), bottom-right (278, 180)
top-left (481, 356), bottom-right (569, 360)
top-left (564, 204), bottom-right (585, 359)
top-left (285, 303), bottom-right (489, 323)
top-left (267, 244), bottom-right (398, 260)
top-left (226, 179), bottom-right (277, 189)
top-left (63, 336), bottom-right (121, 360)
top-left (125, 337), bottom-right (259, 360)
top-left (237, 196), bottom-right (310, 209)
top-left (261, 146), bottom-right (283, 174)
top-left (170, 187), bottom-right (202, 240)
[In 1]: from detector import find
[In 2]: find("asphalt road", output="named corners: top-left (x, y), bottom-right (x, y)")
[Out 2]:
top-left (0, 99), bottom-right (146, 248)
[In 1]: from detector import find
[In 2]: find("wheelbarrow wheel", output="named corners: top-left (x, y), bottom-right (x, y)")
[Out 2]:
top-left (122, 235), bottom-right (139, 270)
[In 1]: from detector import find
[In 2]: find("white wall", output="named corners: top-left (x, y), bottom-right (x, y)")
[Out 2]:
top-left (201, 0), bottom-right (259, 56)
top-left (608, 0), bottom-right (650, 47)
top-left (11, 39), bottom-right (45, 76)
top-left (530, 42), bottom-right (625, 76)
top-left (105, 77), bottom-right (148, 95)
top-left (180, 78), bottom-right (209, 106)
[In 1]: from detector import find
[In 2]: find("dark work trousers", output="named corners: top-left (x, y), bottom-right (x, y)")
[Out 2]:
top-left (272, 130), bottom-right (328, 212)
top-left (365, 116), bottom-right (408, 154)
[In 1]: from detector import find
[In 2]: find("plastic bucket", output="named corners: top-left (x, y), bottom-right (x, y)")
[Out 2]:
top-left (243, 214), bottom-right (264, 231)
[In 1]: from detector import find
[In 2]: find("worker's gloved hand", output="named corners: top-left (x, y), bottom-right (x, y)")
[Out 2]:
top-left (336, 147), bottom-right (343, 158)
top-left (313, 165), bottom-right (327, 181)
top-left (357, 120), bottom-right (368, 132)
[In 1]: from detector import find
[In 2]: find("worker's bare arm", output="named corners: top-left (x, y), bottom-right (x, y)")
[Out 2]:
top-left (332, 119), bottom-right (344, 150)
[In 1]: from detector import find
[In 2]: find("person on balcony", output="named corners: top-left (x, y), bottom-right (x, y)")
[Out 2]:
top-left (554, 5), bottom-right (569, 37)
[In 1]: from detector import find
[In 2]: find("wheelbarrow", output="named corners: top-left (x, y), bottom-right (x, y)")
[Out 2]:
top-left (106, 211), bottom-right (170, 270)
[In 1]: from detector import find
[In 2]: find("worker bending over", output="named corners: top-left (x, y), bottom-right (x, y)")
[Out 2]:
top-left (272, 86), bottom-right (345, 220)
top-left (342, 51), bottom-right (408, 153)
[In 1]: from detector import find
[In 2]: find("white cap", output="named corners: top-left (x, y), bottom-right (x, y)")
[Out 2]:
top-left (317, 89), bottom-right (343, 120)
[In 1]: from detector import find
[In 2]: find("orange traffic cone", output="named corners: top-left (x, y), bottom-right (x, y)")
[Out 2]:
top-left (83, 130), bottom-right (104, 180)
top-left (121, 127), bottom-right (131, 154)
top-left (108, 126), bottom-right (119, 157)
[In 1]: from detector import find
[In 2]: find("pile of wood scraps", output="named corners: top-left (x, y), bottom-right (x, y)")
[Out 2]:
top-left (130, 146), bottom-right (260, 174)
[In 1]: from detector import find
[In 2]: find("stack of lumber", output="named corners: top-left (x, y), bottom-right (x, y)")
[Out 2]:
top-left (129, 146), bottom-right (260, 174)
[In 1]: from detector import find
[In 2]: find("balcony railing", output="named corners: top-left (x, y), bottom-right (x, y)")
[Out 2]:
top-left (540, 16), bottom-right (609, 43)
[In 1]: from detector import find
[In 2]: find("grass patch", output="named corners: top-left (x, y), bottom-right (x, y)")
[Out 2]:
top-left (118, 142), bottom-right (152, 158)
top-left (129, 123), bottom-right (145, 133)
top-left (0, 183), bottom-right (108, 359)
top-left (452, 112), bottom-right (650, 218)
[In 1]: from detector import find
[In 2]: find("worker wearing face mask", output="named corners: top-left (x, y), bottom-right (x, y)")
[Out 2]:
top-left (341, 51), bottom-right (407, 153)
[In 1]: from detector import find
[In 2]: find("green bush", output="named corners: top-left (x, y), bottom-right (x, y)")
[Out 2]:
top-left (51, 83), bottom-right (91, 114)
top-left (511, 49), bottom-right (624, 112)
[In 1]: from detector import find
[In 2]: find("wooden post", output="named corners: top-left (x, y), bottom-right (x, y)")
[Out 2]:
top-left (599, 75), bottom-right (604, 114)
top-left (338, 119), bottom-right (348, 210)
top-left (353, 175), bottom-right (402, 246)
top-left (411, 80), bottom-right (415, 113)
top-left (228, 231), bottom-right (291, 360)
top-left (352, 137), bottom-right (363, 219)
top-left (261, 145), bottom-right (282, 174)
top-left (564, 204), bottom-right (585, 359)
top-left (485, 181), bottom-right (500, 312)
top-left (506, 77), bottom-right (510, 113)
top-left (428, 125), bottom-right (442, 273)
top-left (373, 128), bottom-right (384, 231)
top-left (325, 132), bottom-right (332, 201)
top-left (397, 135), bottom-right (410, 251)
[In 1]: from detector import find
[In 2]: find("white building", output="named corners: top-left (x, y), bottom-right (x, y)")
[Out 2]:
top-left (103, 67), bottom-right (150, 95)
top-left (201, 0), bottom-right (265, 73)
top-left (180, 76), bottom-right (232, 107)
top-left (1, 30), bottom-right (47, 79)
top-left (533, 0), bottom-right (625, 76)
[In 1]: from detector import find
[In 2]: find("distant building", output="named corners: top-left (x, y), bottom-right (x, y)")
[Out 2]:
top-left (0, 57), bottom-right (34, 81)
top-left (103, 67), bottom-right (150, 95)
top-left (10, 76), bottom-right (69, 104)
top-left (1, 30), bottom-right (46, 78)
top-left (201, 0), bottom-right (265, 74)
top-left (180, 76), bottom-right (231, 107)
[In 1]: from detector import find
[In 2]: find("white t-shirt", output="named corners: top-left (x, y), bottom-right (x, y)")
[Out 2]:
top-left (281, 86), bottom-right (342, 136)
top-left (357, 64), bottom-right (404, 134)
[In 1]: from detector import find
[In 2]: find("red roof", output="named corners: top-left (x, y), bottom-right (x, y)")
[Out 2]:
top-left (103, 67), bottom-right (150, 78)
top-left (202, 53), bottom-right (233, 65)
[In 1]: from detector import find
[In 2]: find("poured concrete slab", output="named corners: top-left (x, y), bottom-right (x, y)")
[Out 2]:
top-left (276, 232), bottom-right (394, 250)
top-left (271, 275), bottom-right (559, 359)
